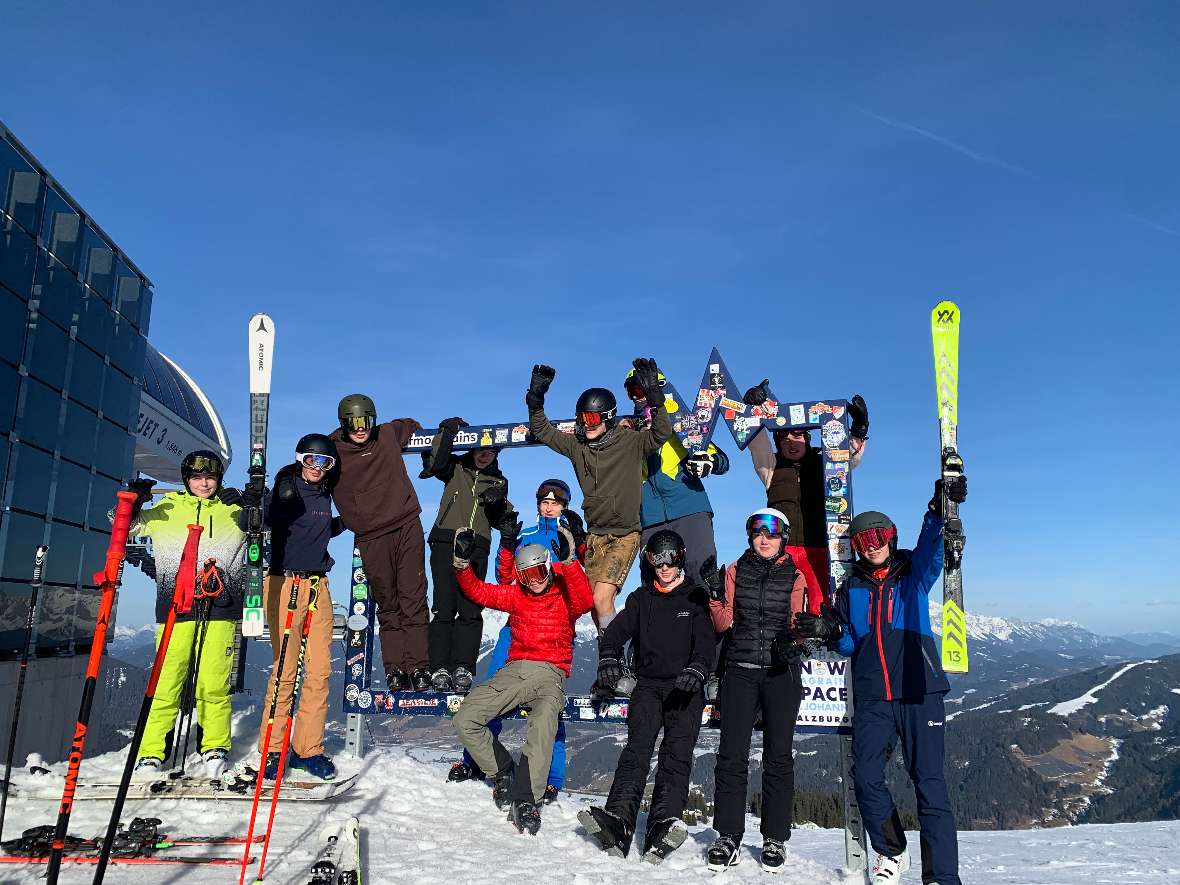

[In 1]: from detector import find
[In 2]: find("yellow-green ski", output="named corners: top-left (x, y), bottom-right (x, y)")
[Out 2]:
top-left (931, 301), bottom-right (968, 673)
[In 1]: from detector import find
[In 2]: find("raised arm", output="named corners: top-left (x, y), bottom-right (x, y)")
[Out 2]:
top-left (909, 508), bottom-right (945, 596)
top-left (456, 565), bottom-right (519, 614)
top-left (748, 428), bottom-right (775, 491)
top-left (554, 558), bottom-right (595, 618)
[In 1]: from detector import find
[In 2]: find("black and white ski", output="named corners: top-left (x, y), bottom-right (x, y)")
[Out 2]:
top-left (242, 313), bottom-right (275, 645)
top-left (308, 816), bottom-right (360, 885)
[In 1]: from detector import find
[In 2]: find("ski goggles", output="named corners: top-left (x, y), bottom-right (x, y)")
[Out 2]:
top-left (851, 525), bottom-right (896, 555)
top-left (748, 514), bottom-right (788, 538)
top-left (624, 379), bottom-right (648, 401)
top-left (517, 561), bottom-right (551, 589)
top-left (536, 485), bottom-right (570, 505)
top-left (298, 452), bottom-right (337, 471)
top-left (644, 548), bottom-right (685, 568)
top-left (343, 415), bottom-right (374, 433)
top-left (185, 455), bottom-right (222, 475)
top-left (577, 410), bottom-right (613, 428)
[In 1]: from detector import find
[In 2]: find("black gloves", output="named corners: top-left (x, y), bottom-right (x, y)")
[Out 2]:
top-left (439, 416), bottom-right (468, 435)
top-left (240, 484), bottom-right (264, 510)
top-left (526, 364), bottom-right (556, 409)
top-left (127, 478), bottom-right (156, 518)
top-left (743, 378), bottom-right (770, 407)
top-left (275, 472), bottom-right (298, 504)
top-left (563, 510), bottom-right (586, 549)
top-left (795, 603), bottom-right (843, 645)
top-left (930, 475), bottom-right (968, 512)
top-left (848, 394), bottom-right (869, 439)
top-left (772, 632), bottom-right (805, 664)
top-left (683, 451), bottom-right (715, 478)
top-left (453, 528), bottom-right (477, 570)
top-left (673, 666), bottom-right (705, 695)
top-left (216, 487), bottom-right (243, 507)
top-left (631, 358), bottom-right (662, 404)
top-left (478, 477), bottom-right (508, 506)
top-left (551, 525), bottom-right (577, 565)
top-left (498, 512), bottom-right (522, 551)
top-left (699, 555), bottom-right (725, 603)
top-left (418, 451), bottom-right (433, 480)
top-left (596, 657), bottom-right (623, 693)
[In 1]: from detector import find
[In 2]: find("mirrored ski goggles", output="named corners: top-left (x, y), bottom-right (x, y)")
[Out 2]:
top-left (644, 548), bottom-right (685, 568)
top-left (298, 452), bottom-right (337, 471)
top-left (517, 562), bottom-right (551, 588)
top-left (748, 515), bottom-right (788, 538)
top-left (624, 379), bottom-right (647, 401)
top-left (536, 486), bottom-right (569, 505)
top-left (343, 415), bottom-right (374, 433)
top-left (577, 410), bottom-right (611, 428)
top-left (185, 455), bottom-right (222, 475)
top-left (851, 526), bottom-right (896, 555)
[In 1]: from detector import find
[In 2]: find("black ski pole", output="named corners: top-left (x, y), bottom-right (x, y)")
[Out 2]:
top-left (174, 592), bottom-right (215, 772)
top-left (0, 544), bottom-right (48, 842)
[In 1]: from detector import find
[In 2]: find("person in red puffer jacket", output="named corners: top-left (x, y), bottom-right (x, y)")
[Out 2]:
top-left (451, 524), bottom-right (594, 836)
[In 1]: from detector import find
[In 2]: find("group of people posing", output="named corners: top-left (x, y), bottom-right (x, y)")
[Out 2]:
top-left (123, 356), bottom-right (967, 885)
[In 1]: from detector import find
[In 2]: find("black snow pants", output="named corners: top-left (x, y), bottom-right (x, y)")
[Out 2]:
top-left (427, 541), bottom-right (487, 673)
top-left (712, 661), bottom-right (802, 841)
top-left (605, 677), bottom-right (705, 832)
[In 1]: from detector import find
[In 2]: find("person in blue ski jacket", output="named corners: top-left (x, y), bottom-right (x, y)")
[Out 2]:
top-left (446, 478), bottom-right (586, 802)
top-left (795, 473), bottom-right (968, 885)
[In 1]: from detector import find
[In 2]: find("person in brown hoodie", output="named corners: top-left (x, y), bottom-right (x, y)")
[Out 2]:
top-left (329, 393), bottom-right (430, 692)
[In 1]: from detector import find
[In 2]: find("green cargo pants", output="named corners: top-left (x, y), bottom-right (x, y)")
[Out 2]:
top-left (453, 659), bottom-right (566, 803)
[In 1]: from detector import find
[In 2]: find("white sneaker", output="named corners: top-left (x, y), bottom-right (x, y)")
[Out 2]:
top-left (871, 848), bottom-right (910, 884)
top-left (202, 748), bottom-right (228, 780)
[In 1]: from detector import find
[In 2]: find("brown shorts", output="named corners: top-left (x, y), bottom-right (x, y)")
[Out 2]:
top-left (583, 531), bottom-right (642, 587)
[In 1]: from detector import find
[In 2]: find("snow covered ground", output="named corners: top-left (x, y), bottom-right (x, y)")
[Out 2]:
top-left (2, 737), bottom-right (1177, 883)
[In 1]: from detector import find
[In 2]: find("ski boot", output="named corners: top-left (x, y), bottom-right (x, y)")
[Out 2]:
top-left (706, 832), bottom-right (742, 871)
top-left (761, 837), bottom-right (786, 874)
top-left (870, 848), bottom-right (910, 884)
top-left (263, 752), bottom-right (283, 780)
top-left (287, 751), bottom-right (337, 781)
top-left (491, 764), bottom-right (515, 810)
top-left (452, 666), bottom-right (474, 694)
top-left (447, 761), bottom-right (483, 783)
top-left (542, 784), bottom-right (559, 805)
top-left (642, 817), bottom-right (688, 865)
top-left (386, 668), bottom-right (409, 692)
top-left (132, 756), bottom-right (162, 779)
top-left (430, 668), bottom-right (454, 692)
top-left (578, 806), bottom-right (632, 857)
top-left (509, 800), bottom-right (542, 835)
top-left (201, 747), bottom-right (228, 779)
top-left (410, 668), bottom-right (433, 692)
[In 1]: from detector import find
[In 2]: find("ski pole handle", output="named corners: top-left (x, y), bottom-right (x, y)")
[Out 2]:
top-left (31, 545), bottom-right (48, 586)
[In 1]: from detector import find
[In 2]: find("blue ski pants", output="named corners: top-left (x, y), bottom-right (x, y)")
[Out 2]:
top-left (852, 692), bottom-right (960, 885)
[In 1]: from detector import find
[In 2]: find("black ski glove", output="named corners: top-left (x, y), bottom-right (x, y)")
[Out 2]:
top-left (563, 510), bottom-right (586, 550)
top-left (498, 512), bottom-right (522, 551)
top-left (240, 483), bottom-right (264, 510)
top-left (526, 364), bottom-right (556, 409)
top-left (275, 472), bottom-right (298, 504)
top-left (794, 603), bottom-right (843, 645)
top-left (631, 358), bottom-right (662, 405)
top-left (772, 632), bottom-right (806, 664)
top-left (478, 477), bottom-right (508, 506)
top-left (929, 476), bottom-right (968, 512)
top-left (453, 528), bottom-right (477, 570)
top-left (848, 394), bottom-right (869, 440)
top-left (418, 451), bottom-right (433, 480)
top-left (743, 378), bottom-right (770, 407)
top-left (127, 478), bottom-right (156, 518)
top-left (551, 525), bottom-right (577, 565)
top-left (216, 487), bottom-right (243, 508)
top-left (596, 657), bottom-right (623, 693)
top-left (439, 416), bottom-right (468, 436)
top-left (683, 451), bottom-right (715, 478)
top-left (699, 555), bottom-right (725, 603)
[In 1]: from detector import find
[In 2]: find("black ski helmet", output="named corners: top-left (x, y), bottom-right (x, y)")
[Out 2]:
top-left (575, 388), bottom-right (618, 431)
top-left (338, 394), bottom-right (377, 434)
top-left (181, 450), bottom-right (225, 490)
top-left (643, 529), bottom-right (686, 571)
top-left (296, 433), bottom-right (338, 459)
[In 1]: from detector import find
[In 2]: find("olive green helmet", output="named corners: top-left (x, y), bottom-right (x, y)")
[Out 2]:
top-left (338, 394), bottom-right (377, 434)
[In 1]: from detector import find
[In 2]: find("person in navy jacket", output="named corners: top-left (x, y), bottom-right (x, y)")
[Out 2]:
top-left (796, 473), bottom-right (967, 885)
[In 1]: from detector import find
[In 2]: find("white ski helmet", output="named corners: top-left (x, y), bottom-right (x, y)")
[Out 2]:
top-left (514, 543), bottom-right (552, 592)
top-left (746, 508), bottom-right (790, 544)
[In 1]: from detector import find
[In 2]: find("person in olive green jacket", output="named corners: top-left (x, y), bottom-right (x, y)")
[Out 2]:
top-left (526, 358), bottom-right (671, 629)
top-left (420, 416), bottom-right (512, 692)
top-left (123, 450), bottom-right (249, 779)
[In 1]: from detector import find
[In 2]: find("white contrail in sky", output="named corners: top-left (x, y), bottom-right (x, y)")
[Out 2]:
top-left (861, 109), bottom-right (1032, 176)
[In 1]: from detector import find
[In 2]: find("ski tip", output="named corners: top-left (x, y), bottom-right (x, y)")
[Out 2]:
top-left (931, 300), bottom-right (960, 325)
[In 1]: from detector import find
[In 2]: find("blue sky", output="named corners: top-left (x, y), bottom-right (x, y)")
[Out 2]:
top-left (5, 2), bottom-right (1178, 634)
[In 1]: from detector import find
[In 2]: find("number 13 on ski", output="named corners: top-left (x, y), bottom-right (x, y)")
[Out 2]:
top-left (932, 301), bottom-right (968, 673)
top-left (243, 314), bottom-right (275, 638)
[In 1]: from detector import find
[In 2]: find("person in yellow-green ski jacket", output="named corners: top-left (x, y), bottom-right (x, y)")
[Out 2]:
top-left (123, 450), bottom-right (250, 779)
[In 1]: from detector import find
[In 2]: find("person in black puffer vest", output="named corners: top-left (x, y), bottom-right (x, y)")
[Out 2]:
top-left (701, 508), bottom-right (813, 875)
top-left (578, 530), bottom-right (714, 865)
